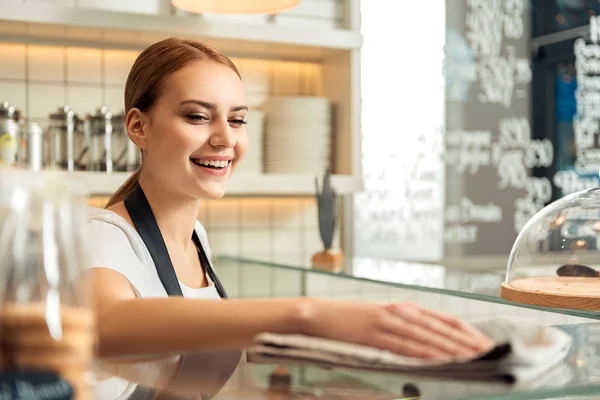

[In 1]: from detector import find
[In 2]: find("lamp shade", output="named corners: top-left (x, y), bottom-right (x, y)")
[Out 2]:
top-left (171, 0), bottom-right (299, 14)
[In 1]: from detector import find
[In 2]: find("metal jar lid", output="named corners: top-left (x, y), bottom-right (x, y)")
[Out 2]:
top-left (110, 110), bottom-right (126, 133)
top-left (0, 101), bottom-right (18, 120)
top-left (87, 106), bottom-right (113, 121)
top-left (110, 110), bottom-right (125, 123)
top-left (49, 105), bottom-right (80, 128)
top-left (87, 106), bottom-right (114, 135)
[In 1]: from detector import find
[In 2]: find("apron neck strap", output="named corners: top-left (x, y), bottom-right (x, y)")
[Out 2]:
top-left (123, 183), bottom-right (227, 298)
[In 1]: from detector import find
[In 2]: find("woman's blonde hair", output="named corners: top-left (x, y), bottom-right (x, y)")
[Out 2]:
top-left (105, 38), bottom-right (240, 208)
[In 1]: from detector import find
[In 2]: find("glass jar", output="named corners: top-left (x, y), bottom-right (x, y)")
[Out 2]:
top-left (0, 101), bottom-right (20, 167)
top-left (87, 107), bottom-right (113, 173)
top-left (48, 106), bottom-right (83, 171)
top-left (17, 122), bottom-right (45, 171)
top-left (0, 170), bottom-right (95, 399)
top-left (108, 111), bottom-right (129, 172)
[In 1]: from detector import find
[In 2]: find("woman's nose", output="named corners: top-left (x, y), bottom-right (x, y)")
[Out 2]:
top-left (209, 120), bottom-right (236, 148)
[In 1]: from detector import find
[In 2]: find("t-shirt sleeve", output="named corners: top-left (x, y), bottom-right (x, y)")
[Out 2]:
top-left (87, 219), bottom-right (149, 296)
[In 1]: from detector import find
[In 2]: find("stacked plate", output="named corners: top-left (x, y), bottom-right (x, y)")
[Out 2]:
top-left (264, 96), bottom-right (332, 175)
top-left (237, 110), bottom-right (263, 175)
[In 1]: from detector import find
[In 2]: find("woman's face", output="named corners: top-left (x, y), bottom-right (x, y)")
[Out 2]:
top-left (141, 60), bottom-right (248, 200)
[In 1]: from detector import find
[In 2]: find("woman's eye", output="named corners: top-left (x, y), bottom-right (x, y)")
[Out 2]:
top-left (229, 119), bottom-right (247, 127)
top-left (187, 115), bottom-right (208, 122)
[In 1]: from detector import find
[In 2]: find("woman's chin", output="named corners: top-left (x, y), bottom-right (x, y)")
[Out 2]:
top-left (205, 191), bottom-right (226, 200)
top-left (194, 181), bottom-right (228, 200)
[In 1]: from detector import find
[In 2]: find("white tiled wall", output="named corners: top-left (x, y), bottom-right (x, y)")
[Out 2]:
top-left (0, 41), bottom-right (322, 122)
top-left (200, 197), bottom-right (334, 268)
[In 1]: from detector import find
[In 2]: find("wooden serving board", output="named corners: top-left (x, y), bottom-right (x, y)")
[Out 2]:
top-left (500, 277), bottom-right (600, 311)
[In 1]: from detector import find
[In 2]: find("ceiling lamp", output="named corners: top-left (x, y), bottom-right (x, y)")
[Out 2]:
top-left (171, 0), bottom-right (299, 14)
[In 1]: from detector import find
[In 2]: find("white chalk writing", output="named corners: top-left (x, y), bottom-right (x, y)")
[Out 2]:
top-left (444, 130), bottom-right (492, 173)
top-left (444, 0), bottom-right (540, 244)
top-left (465, 0), bottom-right (528, 108)
top-left (514, 176), bottom-right (553, 233)
top-left (445, 198), bottom-right (502, 224)
top-left (444, 224), bottom-right (478, 244)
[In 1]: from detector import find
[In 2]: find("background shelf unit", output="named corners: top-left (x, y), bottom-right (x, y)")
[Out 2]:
top-left (0, 0), bottom-right (363, 197)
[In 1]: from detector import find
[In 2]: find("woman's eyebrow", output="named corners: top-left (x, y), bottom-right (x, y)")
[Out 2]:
top-left (180, 100), bottom-right (248, 113)
top-left (180, 99), bottom-right (216, 109)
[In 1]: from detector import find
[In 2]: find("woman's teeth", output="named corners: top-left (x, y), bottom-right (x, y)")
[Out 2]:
top-left (192, 159), bottom-right (229, 168)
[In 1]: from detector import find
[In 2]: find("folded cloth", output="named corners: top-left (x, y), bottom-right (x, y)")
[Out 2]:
top-left (246, 317), bottom-right (572, 384)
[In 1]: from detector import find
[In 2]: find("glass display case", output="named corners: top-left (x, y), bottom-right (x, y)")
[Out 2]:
top-left (501, 188), bottom-right (600, 311)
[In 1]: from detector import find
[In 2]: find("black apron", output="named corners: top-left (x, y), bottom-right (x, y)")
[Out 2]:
top-left (123, 184), bottom-right (239, 400)
top-left (124, 183), bottom-right (228, 299)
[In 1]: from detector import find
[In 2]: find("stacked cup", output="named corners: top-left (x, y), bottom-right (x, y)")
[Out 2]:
top-left (237, 110), bottom-right (264, 175)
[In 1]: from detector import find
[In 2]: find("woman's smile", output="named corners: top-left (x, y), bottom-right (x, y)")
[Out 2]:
top-left (190, 157), bottom-right (232, 176)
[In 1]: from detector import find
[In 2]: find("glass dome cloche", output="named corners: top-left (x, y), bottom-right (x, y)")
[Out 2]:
top-left (501, 188), bottom-right (600, 311)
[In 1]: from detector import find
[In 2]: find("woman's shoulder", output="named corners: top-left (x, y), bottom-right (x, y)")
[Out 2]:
top-left (84, 206), bottom-right (163, 297)
top-left (88, 206), bottom-right (211, 257)
top-left (86, 203), bottom-right (135, 231)
top-left (87, 202), bottom-right (132, 227)
top-left (85, 206), bottom-right (143, 253)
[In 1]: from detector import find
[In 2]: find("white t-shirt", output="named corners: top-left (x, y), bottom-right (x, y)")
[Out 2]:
top-left (86, 207), bottom-right (240, 399)
top-left (87, 207), bottom-right (220, 300)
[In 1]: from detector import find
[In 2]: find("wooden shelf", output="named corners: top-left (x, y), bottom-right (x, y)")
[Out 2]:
top-left (61, 171), bottom-right (363, 197)
top-left (0, 0), bottom-right (362, 61)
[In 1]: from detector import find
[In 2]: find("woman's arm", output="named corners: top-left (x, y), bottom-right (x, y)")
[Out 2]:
top-left (91, 268), bottom-right (494, 360)
top-left (91, 268), bottom-right (309, 358)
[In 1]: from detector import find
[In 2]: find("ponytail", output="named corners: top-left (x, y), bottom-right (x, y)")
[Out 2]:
top-left (105, 168), bottom-right (141, 208)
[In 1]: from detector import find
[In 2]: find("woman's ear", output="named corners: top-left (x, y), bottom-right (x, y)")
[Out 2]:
top-left (126, 108), bottom-right (148, 150)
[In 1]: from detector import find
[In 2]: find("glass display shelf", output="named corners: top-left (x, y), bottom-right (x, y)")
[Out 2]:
top-left (215, 255), bottom-right (600, 321)
top-left (96, 323), bottom-right (600, 400)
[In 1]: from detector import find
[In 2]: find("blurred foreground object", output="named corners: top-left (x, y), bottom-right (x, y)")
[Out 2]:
top-left (0, 170), bottom-right (94, 399)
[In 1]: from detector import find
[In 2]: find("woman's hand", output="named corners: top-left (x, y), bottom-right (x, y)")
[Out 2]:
top-left (301, 299), bottom-right (494, 360)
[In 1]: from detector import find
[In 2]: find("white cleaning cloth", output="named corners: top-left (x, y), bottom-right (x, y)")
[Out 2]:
top-left (246, 317), bottom-right (572, 384)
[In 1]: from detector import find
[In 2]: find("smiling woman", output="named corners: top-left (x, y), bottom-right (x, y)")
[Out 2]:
top-left (104, 39), bottom-right (248, 205)
top-left (86, 38), bottom-right (494, 400)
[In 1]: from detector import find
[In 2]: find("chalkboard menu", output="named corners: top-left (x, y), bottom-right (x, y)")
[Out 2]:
top-left (444, 0), bottom-right (551, 257)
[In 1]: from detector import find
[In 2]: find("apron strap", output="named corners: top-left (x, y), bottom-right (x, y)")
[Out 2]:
top-left (124, 183), bottom-right (227, 298)
top-left (193, 233), bottom-right (228, 299)
top-left (124, 183), bottom-right (183, 296)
